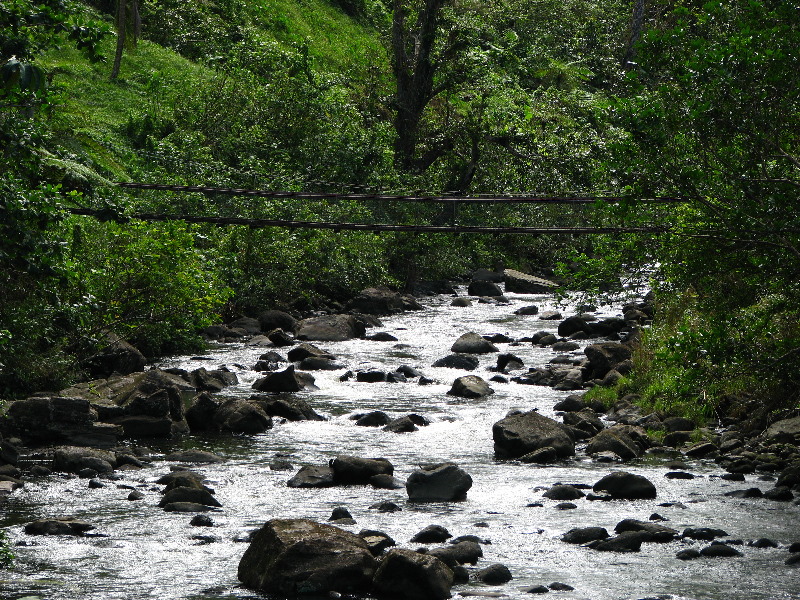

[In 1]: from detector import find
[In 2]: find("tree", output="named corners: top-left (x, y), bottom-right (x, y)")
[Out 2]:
top-left (390, 0), bottom-right (446, 171)
top-left (110, 0), bottom-right (141, 80)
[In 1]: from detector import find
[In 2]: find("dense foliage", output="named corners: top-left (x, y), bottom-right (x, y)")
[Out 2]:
top-left (1, 0), bottom-right (797, 422)
top-left (579, 0), bottom-right (800, 418)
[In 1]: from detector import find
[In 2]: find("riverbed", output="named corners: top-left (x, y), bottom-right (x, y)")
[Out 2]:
top-left (1, 288), bottom-right (798, 600)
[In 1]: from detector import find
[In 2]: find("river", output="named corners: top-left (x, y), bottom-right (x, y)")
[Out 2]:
top-left (1, 287), bottom-right (798, 600)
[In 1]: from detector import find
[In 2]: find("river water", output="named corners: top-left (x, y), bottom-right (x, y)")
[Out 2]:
top-left (1, 288), bottom-right (798, 600)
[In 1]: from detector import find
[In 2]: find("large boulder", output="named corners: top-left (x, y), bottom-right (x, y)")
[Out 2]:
top-left (447, 376), bottom-right (494, 398)
top-left (432, 355), bottom-right (479, 370)
top-left (614, 519), bottom-right (679, 542)
top-left (158, 486), bottom-right (221, 508)
top-left (584, 343), bottom-right (632, 380)
top-left (406, 463), bottom-right (472, 502)
top-left (492, 410), bottom-right (575, 459)
top-left (237, 519), bottom-right (377, 595)
top-left (297, 315), bottom-right (367, 342)
top-left (372, 548), bottom-right (454, 600)
top-left (258, 310), bottom-right (298, 334)
top-left (557, 316), bottom-right (593, 338)
top-left (213, 399), bottom-right (273, 434)
top-left (450, 332), bottom-right (498, 354)
top-left (331, 455), bottom-right (394, 485)
top-left (2, 396), bottom-right (122, 447)
top-left (472, 268), bottom-right (504, 283)
top-left (503, 269), bottom-right (558, 294)
top-left (53, 446), bottom-right (116, 474)
top-left (586, 427), bottom-right (643, 461)
top-left (83, 333), bottom-right (146, 379)
top-left (593, 472), bottom-right (657, 499)
top-left (25, 517), bottom-right (94, 536)
top-left (467, 281), bottom-right (503, 297)
top-left (252, 366), bottom-right (317, 393)
top-left (64, 369), bottom-right (195, 438)
top-left (256, 396), bottom-right (325, 421)
top-left (287, 465), bottom-right (335, 488)
top-left (762, 416), bottom-right (800, 444)
top-left (287, 343), bottom-right (333, 363)
top-left (346, 286), bottom-right (406, 315)
top-left (185, 393), bottom-right (221, 432)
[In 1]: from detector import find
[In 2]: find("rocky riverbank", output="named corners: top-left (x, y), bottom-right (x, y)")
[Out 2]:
top-left (1, 272), bottom-right (799, 599)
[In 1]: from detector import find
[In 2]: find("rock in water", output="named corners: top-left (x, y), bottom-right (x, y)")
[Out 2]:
top-left (25, 517), bottom-right (94, 536)
top-left (330, 455), bottom-right (394, 485)
top-left (451, 332), bottom-right (498, 354)
top-left (372, 548), bottom-right (454, 600)
top-left (406, 463), bottom-right (472, 502)
top-left (447, 375), bottom-right (494, 398)
top-left (593, 472), bottom-right (657, 499)
top-left (252, 365), bottom-right (316, 393)
top-left (492, 410), bottom-right (575, 459)
top-left (237, 518), bottom-right (377, 595)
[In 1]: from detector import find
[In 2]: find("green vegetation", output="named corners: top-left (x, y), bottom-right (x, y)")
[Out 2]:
top-left (1, 0), bottom-right (798, 425)
top-left (0, 528), bottom-right (13, 567)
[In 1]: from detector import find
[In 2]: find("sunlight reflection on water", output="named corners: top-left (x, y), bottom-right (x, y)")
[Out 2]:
top-left (2, 289), bottom-right (799, 600)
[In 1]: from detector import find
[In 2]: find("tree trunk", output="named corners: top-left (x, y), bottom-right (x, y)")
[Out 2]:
top-left (110, 0), bottom-right (127, 80)
top-left (390, 0), bottom-right (445, 171)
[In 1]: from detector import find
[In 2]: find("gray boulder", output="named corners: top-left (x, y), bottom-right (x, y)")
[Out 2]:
top-left (53, 446), bottom-right (116, 475)
top-left (256, 396), bottom-right (325, 421)
top-left (213, 399), bottom-right (272, 434)
top-left (451, 332), bottom-right (498, 354)
top-left (331, 455), bottom-right (394, 485)
top-left (447, 375), bottom-right (494, 398)
top-left (238, 519), bottom-right (377, 595)
top-left (158, 486), bottom-right (221, 508)
top-left (258, 310), bottom-right (298, 334)
top-left (411, 525), bottom-right (452, 544)
top-left (475, 563), bottom-right (513, 584)
top-left (558, 316), bottom-right (593, 338)
top-left (3, 397), bottom-right (122, 447)
top-left (467, 281), bottom-right (503, 297)
top-left (614, 519), bottom-right (679, 542)
top-left (252, 366), bottom-right (316, 393)
top-left (492, 410), bottom-right (575, 459)
top-left (406, 463), bottom-right (472, 502)
top-left (590, 531), bottom-right (652, 552)
top-left (503, 269), bottom-right (557, 294)
top-left (372, 548), bottom-right (454, 600)
top-left (586, 428), bottom-right (643, 461)
top-left (25, 517), bottom-right (94, 536)
top-left (762, 416), bottom-right (800, 444)
top-left (287, 342), bottom-right (332, 363)
top-left (164, 449), bottom-right (223, 463)
top-left (287, 465), bottom-right (335, 488)
top-left (593, 472), bottom-right (657, 499)
top-left (700, 543), bottom-right (743, 558)
top-left (584, 343), bottom-right (632, 380)
top-left (297, 314), bottom-right (366, 342)
top-left (346, 286), bottom-right (406, 315)
top-left (185, 393), bottom-right (221, 431)
top-left (83, 333), bottom-right (146, 379)
top-left (355, 411), bottom-right (392, 427)
top-left (561, 527), bottom-right (609, 544)
top-left (432, 355), bottom-right (479, 370)
top-left (543, 484), bottom-right (585, 501)
top-left (359, 529), bottom-right (396, 556)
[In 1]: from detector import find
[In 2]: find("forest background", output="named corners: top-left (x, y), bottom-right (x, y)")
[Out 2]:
top-left (1, 0), bottom-right (798, 424)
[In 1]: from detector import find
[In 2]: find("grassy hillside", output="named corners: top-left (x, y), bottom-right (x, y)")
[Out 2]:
top-left (37, 0), bottom-right (388, 189)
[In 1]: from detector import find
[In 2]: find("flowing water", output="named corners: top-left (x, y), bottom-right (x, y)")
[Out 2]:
top-left (1, 288), bottom-right (799, 600)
